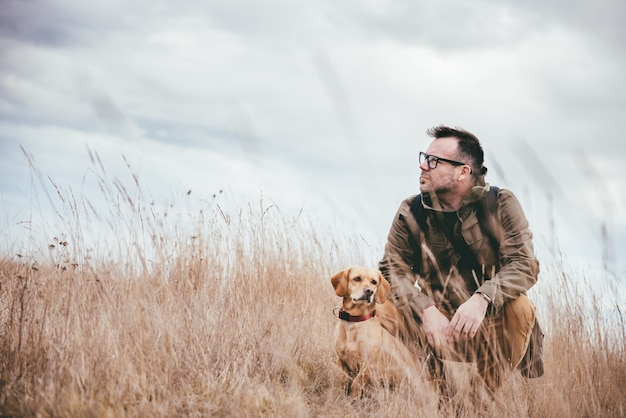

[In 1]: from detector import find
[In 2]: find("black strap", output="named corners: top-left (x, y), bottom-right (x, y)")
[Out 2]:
top-left (476, 186), bottom-right (501, 251)
top-left (410, 194), bottom-right (428, 231)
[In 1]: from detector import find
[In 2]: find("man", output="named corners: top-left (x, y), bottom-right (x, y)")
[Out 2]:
top-left (378, 125), bottom-right (542, 400)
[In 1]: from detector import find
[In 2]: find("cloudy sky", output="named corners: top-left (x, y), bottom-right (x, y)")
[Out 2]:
top-left (1, 0), bottom-right (625, 287)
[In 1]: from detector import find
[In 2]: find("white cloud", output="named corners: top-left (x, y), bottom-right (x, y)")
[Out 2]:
top-left (1, 0), bottom-right (625, 276)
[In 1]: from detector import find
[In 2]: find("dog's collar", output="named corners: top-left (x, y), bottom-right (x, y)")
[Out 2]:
top-left (334, 307), bottom-right (376, 322)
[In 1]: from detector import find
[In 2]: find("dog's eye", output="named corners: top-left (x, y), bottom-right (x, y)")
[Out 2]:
top-left (371, 280), bottom-right (378, 285)
top-left (353, 276), bottom-right (361, 282)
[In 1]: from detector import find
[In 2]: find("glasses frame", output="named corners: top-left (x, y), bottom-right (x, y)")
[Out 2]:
top-left (419, 152), bottom-right (469, 171)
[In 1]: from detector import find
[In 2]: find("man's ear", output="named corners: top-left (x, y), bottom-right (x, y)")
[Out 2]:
top-left (458, 164), bottom-right (473, 180)
top-left (330, 267), bottom-right (351, 297)
top-left (374, 271), bottom-right (391, 304)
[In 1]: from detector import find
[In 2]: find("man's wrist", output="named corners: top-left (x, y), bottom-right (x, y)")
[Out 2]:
top-left (419, 303), bottom-right (437, 318)
top-left (476, 291), bottom-right (492, 304)
top-left (420, 303), bottom-right (437, 313)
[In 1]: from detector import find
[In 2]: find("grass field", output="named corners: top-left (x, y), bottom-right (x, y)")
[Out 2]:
top-left (1, 163), bottom-right (625, 417)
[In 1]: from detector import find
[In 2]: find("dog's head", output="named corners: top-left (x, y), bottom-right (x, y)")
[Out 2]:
top-left (330, 267), bottom-right (391, 309)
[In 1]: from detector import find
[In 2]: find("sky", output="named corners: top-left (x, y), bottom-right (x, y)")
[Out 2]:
top-left (1, 0), bottom-right (625, 296)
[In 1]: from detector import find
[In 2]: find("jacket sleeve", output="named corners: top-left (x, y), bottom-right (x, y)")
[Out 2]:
top-left (378, 198), bottom-right (435, 315)
top-left (476, 189), bottom-right (540, 310)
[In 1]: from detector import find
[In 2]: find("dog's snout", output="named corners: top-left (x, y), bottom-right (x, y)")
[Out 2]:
top-left (353, 286), bottom-right (375, 303)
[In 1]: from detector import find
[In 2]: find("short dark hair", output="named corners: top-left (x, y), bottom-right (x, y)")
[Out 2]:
top-left (426, 125), bottom-right (486, 176)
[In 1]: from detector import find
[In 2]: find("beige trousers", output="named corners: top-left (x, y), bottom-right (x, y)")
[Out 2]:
top-left (438, 294), bottom-right (536, 391)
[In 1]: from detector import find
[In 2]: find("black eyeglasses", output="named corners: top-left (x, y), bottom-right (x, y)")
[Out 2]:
top-left (419, 152), bottom-right (468, 170)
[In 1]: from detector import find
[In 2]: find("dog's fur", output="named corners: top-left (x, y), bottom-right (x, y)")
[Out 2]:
top-left (331, 266), bottom-right (423, 397)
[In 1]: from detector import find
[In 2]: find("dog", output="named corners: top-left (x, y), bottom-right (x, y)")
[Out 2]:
top-left (331, 266), bottom-right (424, 397)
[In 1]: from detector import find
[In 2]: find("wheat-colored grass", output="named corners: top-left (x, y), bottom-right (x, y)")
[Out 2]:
top-left (1, 158), bottom-right (625, 417)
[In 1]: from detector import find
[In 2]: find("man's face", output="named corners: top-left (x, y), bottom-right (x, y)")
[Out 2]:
top-left (419, 137), bottom-right (462, 195)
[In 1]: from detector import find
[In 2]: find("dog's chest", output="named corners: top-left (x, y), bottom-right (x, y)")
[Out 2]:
top-left (337, 320), bottom-right (385, 353)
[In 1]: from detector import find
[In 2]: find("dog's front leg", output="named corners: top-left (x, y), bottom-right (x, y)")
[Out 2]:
top-left (349, 369), bottom-right (371, 398)
top-left (336, 359), bottom-right (354, 394)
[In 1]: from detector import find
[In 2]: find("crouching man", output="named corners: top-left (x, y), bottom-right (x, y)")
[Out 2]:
top-left (378, 125), bottom-right (544, 405)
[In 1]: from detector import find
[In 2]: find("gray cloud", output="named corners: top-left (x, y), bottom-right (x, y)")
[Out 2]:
top-left (505, 0), bottom-right (626, 49)
top-left (332, 0), bottom-right (626, 53)
top-left (0, 0), bottom-right (129, 47)
top-left (0, 0), bottom-right (624, 276)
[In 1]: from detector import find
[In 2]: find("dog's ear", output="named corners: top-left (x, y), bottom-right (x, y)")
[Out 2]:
top-left (330, 268), bottom-right (351, 297)
top-left (374, 271), bottom-right (391, 304)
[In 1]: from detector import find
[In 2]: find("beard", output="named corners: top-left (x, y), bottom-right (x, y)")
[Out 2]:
top-left (420, 174), bottom-right (453, 195)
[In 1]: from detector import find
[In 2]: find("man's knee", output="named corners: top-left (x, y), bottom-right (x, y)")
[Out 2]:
top-left (498, 294), bottom-right (536, 368)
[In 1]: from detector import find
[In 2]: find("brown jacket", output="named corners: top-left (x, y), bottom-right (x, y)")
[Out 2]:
top-left (378, 182), bottom-right (539, 317)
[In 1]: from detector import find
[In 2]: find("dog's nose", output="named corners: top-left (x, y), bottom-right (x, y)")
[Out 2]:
top-left (363, 288), bottom-right (373, 297)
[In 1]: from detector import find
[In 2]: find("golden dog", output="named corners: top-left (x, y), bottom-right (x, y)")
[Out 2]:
top-left (331, 266), bottom-right (423, 397)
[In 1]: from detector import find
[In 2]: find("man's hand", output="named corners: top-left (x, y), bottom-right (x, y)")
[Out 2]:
top-left (420, 305), bottom-right (453, 353)
top-left (447, 293), bottom-right (489, 342)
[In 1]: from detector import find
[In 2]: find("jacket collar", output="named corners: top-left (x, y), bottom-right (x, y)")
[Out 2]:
top-left (421, 178), bottom-right (490, 217)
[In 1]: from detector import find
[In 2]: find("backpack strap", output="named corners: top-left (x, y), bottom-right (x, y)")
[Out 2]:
top-left (409, 194), bottom-right (427, 231)
top-left (406, 194), bottom-right (426, 272)
top-left (475, 186), bottom-right (501, 252)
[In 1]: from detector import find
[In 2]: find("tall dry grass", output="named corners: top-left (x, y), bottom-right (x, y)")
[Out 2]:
top-left (1, 155), bottom-right (625, 417)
